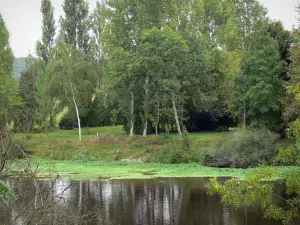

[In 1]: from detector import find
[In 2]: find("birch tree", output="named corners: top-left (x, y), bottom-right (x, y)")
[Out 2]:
top-left (46, 42), bottom-right (97, 141)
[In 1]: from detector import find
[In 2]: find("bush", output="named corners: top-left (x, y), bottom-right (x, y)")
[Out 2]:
top-left (276, 141), bottom-right (300, 166)
top-left (145, 143), bottom-right (208, 164)
top-left (59, 118), bottom-right (77, 130)
top-left (206, 128), bottom-right (279, 168)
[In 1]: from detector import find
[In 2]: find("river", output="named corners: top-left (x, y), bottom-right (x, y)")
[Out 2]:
top-left (0, 177), bottom-right (296, 225)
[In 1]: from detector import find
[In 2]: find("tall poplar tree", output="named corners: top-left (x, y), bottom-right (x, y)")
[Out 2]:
top-left (36, 0), bottom-right (56, 65)
top-left (59, 0), bottom-right (91, 57)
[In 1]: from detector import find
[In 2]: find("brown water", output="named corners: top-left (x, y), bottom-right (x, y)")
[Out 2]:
top-left (0, 177), bottom-right (296, 225)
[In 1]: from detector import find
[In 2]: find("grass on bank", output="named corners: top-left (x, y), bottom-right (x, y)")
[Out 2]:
top-left (10, 159), bottom-right (298, 181)
top-left (11, 126), bottom-right (297, 180)
top-left (15, 126), bottom-right (229, 162)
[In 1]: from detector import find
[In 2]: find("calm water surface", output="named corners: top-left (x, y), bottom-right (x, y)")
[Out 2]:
top-left (0, 177), bottom-right (296, 225)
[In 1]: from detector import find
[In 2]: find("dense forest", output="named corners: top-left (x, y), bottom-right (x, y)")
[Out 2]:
top-left (4, 0), bottom-right (294, 139)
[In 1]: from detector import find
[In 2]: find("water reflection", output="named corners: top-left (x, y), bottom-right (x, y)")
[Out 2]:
top-left (0, 178), bottom-right (296, 225)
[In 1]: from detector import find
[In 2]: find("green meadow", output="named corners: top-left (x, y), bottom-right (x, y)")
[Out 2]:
top-left (11, 126), bottom-right (293, 180)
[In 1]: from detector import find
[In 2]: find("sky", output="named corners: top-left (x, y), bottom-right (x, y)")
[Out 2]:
top-left (0, 0), bottom-right (298, 57)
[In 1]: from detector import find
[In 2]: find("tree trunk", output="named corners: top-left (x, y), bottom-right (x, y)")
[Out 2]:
top-left (130, 91), bottom-right (134, 137)
top-left (243, 107), bottom-right (246, 130)
top-left (143, 77), bottom-right (149, 137)
top-left (155, 102), bottom-right (160, 136)
top-left (71, 83), bottom-right (82, 142)
top-left (143, 121), bottom-right (148, 137)
top-left (243, 75), bottom-right (247, 130)
top-left (50, 111), bottom-right (54, 128)
top-left (172, 96), bottom-right (182, 138)
top-left (243, 89), bottom-right (246, 130)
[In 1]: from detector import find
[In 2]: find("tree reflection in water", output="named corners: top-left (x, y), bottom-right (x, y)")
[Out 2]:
top-left (0, 178), bottom-right (295, 225)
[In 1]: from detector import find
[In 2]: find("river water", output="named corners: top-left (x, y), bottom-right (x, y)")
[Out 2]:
top-left (0, 177), bottom-right (296, 225)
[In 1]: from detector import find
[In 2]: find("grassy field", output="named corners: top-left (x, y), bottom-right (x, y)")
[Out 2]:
top-left (15, 126), bottom-right (228, 162)
top-left (12, 126), bottom-right (295, 180)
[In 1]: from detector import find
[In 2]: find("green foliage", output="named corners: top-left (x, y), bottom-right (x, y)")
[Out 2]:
top-left (0, 180), bottom-right (15, 207)
top-left (206, 166), bottom-right (300, 225)
top-left (283, 20), bottom-right (300, 123)
top-left (209, 128), bottom-right (279, 168)
top-left (47, 42), bottom-right (97, 111)
top-left (18, 58), bottom-right (45, 131)
top-left (277, 120), bottom-right (300, 166)
top-left (145, 142), bottom-right (209, 164)
top-left (276, 143), bottom-right (300, 166)
top-left (59, 118), bottom-right (78, 130)
top-left (36, 0), bottom-right (56, 64)
top-left (242, 32), bottom-right (285, 128)
top-left (0, 14), bottom-right (21, 126)
top-left (59, 0), bottom-right (91, 57)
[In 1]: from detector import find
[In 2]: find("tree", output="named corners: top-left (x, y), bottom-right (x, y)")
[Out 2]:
top-left (36, 0), bottom-right (56, 65)
top-left (205, 5), bottom-right (300, 224)
top-left (59, 0), bottom-right (91, 57)
top-left (134, 27), bottom-right (189, 137)
top-left (105, 47), bottom-right (138, 136)
top-left (0, 14), bottom-right (21, 189)
top-left (0, 14), bottom-right (21, 129)
top-left (18, 57), bottom-right (44, 131)
top-left (206, 166), bottom-right (300, 225)
top-left (46, 42), bottom-right (97, 141)
top-left (35, 67), bottom-right (54, 129)
top-left (284, 25), bottom-right (300, 122)
top-left (216, 0), bottom-right (267, 128)
top-left (91, 1), bottom-right (106, 65)
top-left (235, 30), bottom-right (285, 129)
top-left (268, 21), bottom-right (291, 80)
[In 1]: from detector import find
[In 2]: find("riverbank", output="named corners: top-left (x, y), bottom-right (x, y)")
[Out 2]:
top-left (15, 126), bottom-right (228, 163)
top-left (11, 126), bottom-right (296, 180)
top-left (15, 126), bottom-right (292, 163)
top-left (10, 159), bottom-right (297, 180)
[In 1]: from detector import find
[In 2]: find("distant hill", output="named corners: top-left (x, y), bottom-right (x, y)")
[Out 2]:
top-left (13, 58), bottom-right (27, 80)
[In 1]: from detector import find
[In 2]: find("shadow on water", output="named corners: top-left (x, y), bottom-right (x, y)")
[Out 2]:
top-left (0, 177), bottom-right (297, 225)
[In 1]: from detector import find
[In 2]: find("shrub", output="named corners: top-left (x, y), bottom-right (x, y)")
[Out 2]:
top-left (145, 143), bottom-right (208, 164)
top-left (59, 118), bottom-right (77, 130)
top-left (276, 141), bottom-right (300, 166)
top-left (215, 126), bottom-right (229, 132)
top-left (206, 128), bottom-right (279, 168)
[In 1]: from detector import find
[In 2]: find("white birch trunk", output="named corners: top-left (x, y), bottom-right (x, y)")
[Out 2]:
top-left (71, 83), bottom-right (82, 142)
top-left (143, 121), bottom-right (148, 137)
top-left (172, 96), bottom-right (182, 138)
top-left (130, 91), bottom-right (134, 137)
top-left (143, 77), bottom-right (149, 137)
